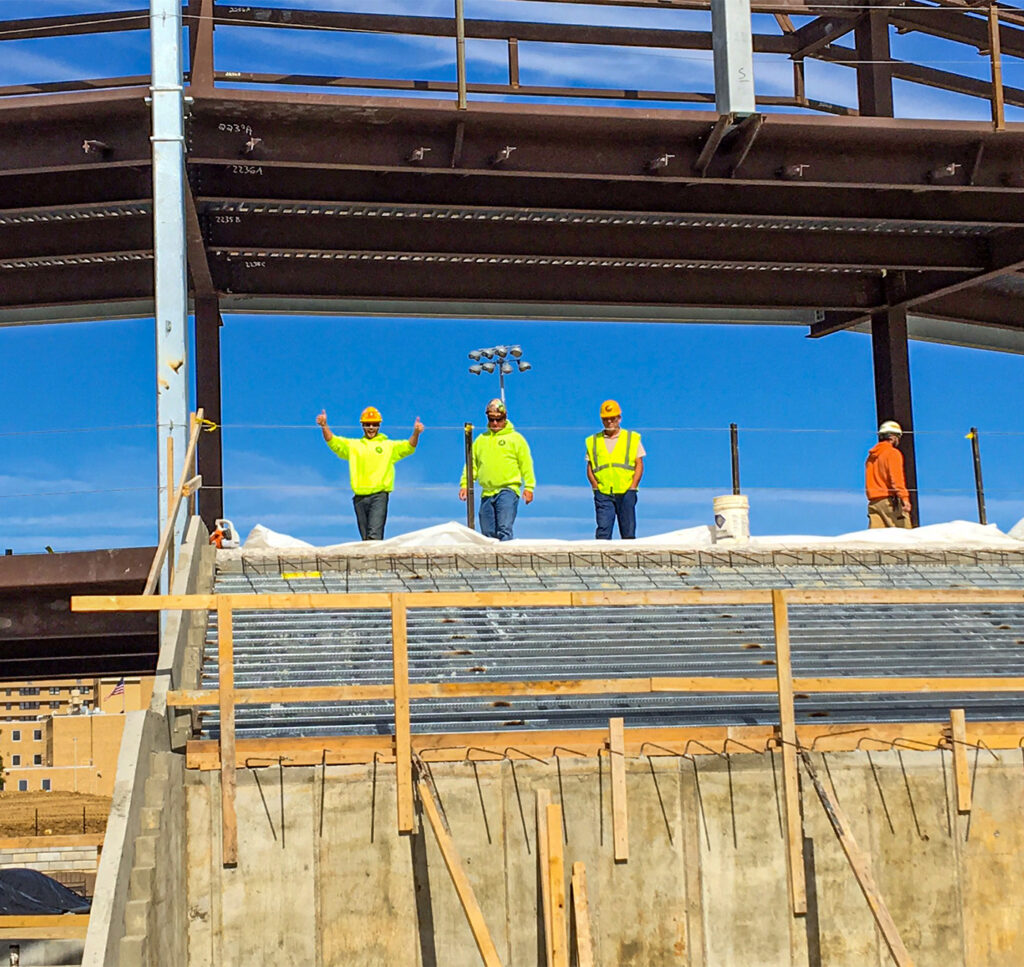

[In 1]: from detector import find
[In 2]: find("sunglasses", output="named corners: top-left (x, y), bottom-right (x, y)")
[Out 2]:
top-left (487, 414), bottom-right (506, 422)
top-left (361, 422), bottom-right (381, 427)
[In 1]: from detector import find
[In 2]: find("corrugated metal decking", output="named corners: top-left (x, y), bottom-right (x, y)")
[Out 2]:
top-left (200, 555), bottom-right (1024, 739)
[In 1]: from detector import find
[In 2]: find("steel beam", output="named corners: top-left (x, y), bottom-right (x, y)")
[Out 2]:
top-left (871, 302), bottom-right (919, 526)
top-left (712, 0), bottom-right (757, 115)
top-left (855, 8), bottom-right (894, 117)
top-left (195, 295), bottom-right (224, 528)
top-left (151, 0), bottom-right (190, 584)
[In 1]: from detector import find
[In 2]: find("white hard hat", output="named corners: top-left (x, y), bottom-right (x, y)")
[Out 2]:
top-left (878, 420), bottom-right (903, 436)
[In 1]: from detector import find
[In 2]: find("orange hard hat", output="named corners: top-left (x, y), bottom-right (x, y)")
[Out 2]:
top-left (360, 406), bottom-right (382, 423)
top-left (599, 399), bottom-right (622, 418)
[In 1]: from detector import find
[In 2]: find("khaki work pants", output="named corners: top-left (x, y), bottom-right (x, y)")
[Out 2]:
top-left (867, 497), bottom-right (912, 529)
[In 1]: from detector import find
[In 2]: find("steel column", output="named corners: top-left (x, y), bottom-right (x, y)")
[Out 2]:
top-left (711, 0), bottom-right (756, 115)
top-left (870, 305), bottom-right (919, 526)
top-left (195, 295), bottom-right (224, 528)
top-left (855, 8), bottom-right (894, 117)
top-left (151, 0), bottom-right (190, 587)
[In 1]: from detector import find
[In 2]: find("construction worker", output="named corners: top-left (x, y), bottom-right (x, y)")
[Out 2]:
top-left (586, 399), bottom-right (644, 539)
top-left (865, 420), bottom-right (913, 528)
top-left (459, 398), bottom-right (535, 541)
top-left (317, 406), bottom-right (424, 540)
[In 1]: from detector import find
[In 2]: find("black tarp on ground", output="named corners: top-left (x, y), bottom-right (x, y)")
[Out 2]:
top-left (0, 869), bottom-right (91, 915)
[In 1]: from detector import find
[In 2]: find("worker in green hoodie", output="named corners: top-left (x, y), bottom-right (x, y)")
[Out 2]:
top-left (459, 398), bottom-right (535, 541)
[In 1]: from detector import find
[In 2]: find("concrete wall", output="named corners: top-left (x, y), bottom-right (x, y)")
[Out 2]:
top-left (0, 839), bottom-right (99, 873)
top-left (182, 749), bottom-right (1024, 967)
top-left (81, 517), bottom-right (211, 967)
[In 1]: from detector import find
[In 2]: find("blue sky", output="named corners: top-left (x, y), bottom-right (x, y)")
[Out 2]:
top-left (1, 1), bottom-right (1022, 550)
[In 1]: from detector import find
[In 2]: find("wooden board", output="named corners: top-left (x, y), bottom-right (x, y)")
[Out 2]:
top-left (537, 789), bottom-right (553, 967)
top-left (182, 720), bottom-right (1024, 770)
top-left (950, 708), bottom-right (972, 813)
top-left (391, 594), bottom-right (414, 833)
top-left (773, 590), bottom-right (806, 916)
top-left (547, 803), bottom-right (568, 967)
top-left (609, 717), bottom-right (629, 862)
top-left (570, 861), bottom-right (595, 967)
top-left (0, 915), bottom-right (89, 940)
top-left (217, 599), bottom-right (238, 867)
top-left (417, 778), bottom-right (504, 967)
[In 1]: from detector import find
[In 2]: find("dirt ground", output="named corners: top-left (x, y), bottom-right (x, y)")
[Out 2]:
top-left (0, 791), bottom-right (111, 837)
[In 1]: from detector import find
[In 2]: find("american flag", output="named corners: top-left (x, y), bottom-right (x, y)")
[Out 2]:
top-left (107, 678), bottom-right (125, 699)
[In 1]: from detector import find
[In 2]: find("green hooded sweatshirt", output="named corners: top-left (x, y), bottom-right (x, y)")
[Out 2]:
top-left (459, 419), bottom-right (536, 497)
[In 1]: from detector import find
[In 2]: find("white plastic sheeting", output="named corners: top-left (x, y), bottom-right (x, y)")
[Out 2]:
top-left (237, 518), bottom-right (1024, 555)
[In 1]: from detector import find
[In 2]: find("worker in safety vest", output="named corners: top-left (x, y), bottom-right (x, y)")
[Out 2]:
top-left (317, 406), bottom-right (424, 540)
top-left (459, 398), bottom-right (535, 541)
top-left (865, 419), bottom-right (912, 528)
top-left (586, 400), bottom-right (644, 539)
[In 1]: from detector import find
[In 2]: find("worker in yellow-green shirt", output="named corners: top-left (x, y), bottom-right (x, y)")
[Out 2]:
top-left (317, 405), bottom-right (423, 540)
top-left (459, 398), bottom-right (535, 541)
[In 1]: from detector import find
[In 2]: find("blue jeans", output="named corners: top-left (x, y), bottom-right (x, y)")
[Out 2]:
top-left (594, 489), bottom-right (637, 540)
top-left (479, 489), bottom-right (519, 541)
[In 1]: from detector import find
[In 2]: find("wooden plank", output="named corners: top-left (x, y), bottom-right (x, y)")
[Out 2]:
top-left (0, 915), bottom-right (89, 940)
top-left (950, 707), bottom-right (972, 813)
top-left (417, 778), bottom-right (504, 967)
top-left (183, 719), bottom-right (1024, 770)
top-left (0, 833), bottom-right (105, 850)
top-left (547, 803), bottom-right (568, 967)
top-left (990, 3), bottom-right (1006, 130)
top-left (609, 717), bottom-right (629, 862)
top-left (167, 673), bottom-right (1024, 712)
top-left (773, 589), bottom-right (806, 916)
top-left (73, 586), bottom-right (1024, 614)
top-left (537, 789), bottom-right (553, 967)
top-left (218, 599), bottom-right (238, 866)
top-left (799, 749), bottom-right (915, 967)
top-left (570, 861), bottom-right (595, 967)
top-left (392, 594), bottom-right (414, 833)
top-left (143, 408), bottom-right (204, 595)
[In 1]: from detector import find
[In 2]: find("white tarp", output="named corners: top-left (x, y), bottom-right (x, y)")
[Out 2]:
top-left (237, 518), bottom-right (1024, 555)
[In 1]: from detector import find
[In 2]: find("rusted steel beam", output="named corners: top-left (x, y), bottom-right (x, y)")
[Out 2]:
top-left (0, 259), bottom-right (152, 309)
top-left (195, 296), bottom-right (224, 528)
top-left (0, 10), bottom-right (149, 41)
top-left (890, 2), bottom-right (1024, 60)
top-left (815, 44), bottom-right (1024, 108)
top-left (202, 208), bottom-right (989, 271)
top-left (190, 162), bottom-right (1024, 226)
top-left (219, 7), bottom-right (792, 54)
top-left (0, 547), bottom-right (154, 590)
top-left (210, 250), bottom-right (883, 309)
top-left (855, 9), bottom-right (894, 117)
top-left (789, 15), bottom-right (859, 58)
top-left (0, 212), bottom-right (151, 258)
top-left (0, 77), bottom-right (151, 99)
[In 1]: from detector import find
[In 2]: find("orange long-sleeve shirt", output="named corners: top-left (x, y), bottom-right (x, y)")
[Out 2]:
top-left (865, 440), bottom-right (910, 502)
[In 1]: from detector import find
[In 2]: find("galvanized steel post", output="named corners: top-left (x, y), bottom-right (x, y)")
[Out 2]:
top-left (151, 0), bottom-right (190, 589)
top-left (711, 0), bottom-right (755, 116)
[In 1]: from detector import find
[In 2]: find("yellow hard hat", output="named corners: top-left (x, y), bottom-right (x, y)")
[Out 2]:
top-left (600, 399), bottom-right (622, 418)
top-left (360, 406), bottom-right (382, 423)
top-left (878, 420), bottom-right (902, 436)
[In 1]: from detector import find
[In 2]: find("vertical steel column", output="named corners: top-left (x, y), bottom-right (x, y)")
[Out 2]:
top-left (151, 0), bottom-right (189, 586)
top-left (195, 296), bottom-right (224, 528)
top-left (870, 305), bottom-right (919, 526)
top-left (855, 8), bottom-right (894, 117)
top-left (711, 0), bottom-right (756, 115)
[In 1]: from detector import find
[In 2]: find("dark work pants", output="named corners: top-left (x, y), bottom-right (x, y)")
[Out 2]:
top-left (594, 489), bottom-right (638, 539)
top-left (352, 491), bottom-right (389, 540)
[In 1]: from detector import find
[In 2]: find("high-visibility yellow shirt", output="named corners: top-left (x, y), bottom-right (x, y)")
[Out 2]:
top-left (327, 433), bottom-right (414, 495)
top-left (459, 420), bottom-right (536, 497)
top-left (586, 429), bottom-right (642, 495)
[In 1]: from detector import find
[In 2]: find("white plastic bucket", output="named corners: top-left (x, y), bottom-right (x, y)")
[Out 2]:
top-left (713, 494), bottom-right (750, 543)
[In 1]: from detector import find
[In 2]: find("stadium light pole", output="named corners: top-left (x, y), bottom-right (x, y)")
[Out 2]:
top-left (467, 345), bottom-right (532, 405)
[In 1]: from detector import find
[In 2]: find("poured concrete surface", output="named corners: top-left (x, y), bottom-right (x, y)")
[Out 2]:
top-left (179, 750), bottom-right (1024, 966)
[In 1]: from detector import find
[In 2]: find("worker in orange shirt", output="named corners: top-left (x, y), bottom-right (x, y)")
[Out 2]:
top-left (865, 420), bottom-right (913, 528)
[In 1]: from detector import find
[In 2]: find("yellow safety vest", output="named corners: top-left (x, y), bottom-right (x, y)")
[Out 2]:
top-left (587, 430), bottom-right (641, 495)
